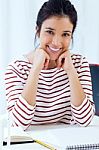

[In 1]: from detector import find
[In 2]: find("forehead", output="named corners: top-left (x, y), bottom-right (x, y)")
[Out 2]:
top-left (41, 16), bottom-right (73, 31)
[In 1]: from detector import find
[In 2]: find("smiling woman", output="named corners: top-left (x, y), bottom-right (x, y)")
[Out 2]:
top-left (38, 16), bottom-right (73, 62)
top-left (4, 0), bottom-right (95, 130)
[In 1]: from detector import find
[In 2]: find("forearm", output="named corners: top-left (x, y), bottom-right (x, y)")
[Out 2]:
top-left (9, 95), bottom-right (35, 130)
top-left (71, 97), bottom-right (95, 126)
top-left (66, 67), bottom-right (95, 126)
top-left (66, 67), bottom-right (86, 107)
top-left (22, 66), bottom-right (40, 106)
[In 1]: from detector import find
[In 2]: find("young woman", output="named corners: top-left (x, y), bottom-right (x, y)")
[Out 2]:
top-left (5, 0), bottom-right (95, 130)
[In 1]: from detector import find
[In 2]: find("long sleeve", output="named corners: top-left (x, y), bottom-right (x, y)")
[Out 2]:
top-left (5, 60), bottom-right (35, 130)
top-left (5, 55), bottom-right (95, 129)
top-left (71, 56), bottom-right (95, 126)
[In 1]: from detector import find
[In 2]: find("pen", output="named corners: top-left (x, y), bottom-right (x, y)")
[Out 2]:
top-left (34, 139), bottom-right (56, 150)
top-left (3, 140), bottom-right (34, 146)
top-left (3, 138), bottom-right (56, 150)
top-left (3, 139), bottom-right (56, 150)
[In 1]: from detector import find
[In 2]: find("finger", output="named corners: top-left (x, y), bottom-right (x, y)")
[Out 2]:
top-left (57, 56), bottom-right (63, 69)
top-left (44, 59), bottom-right (50, 70)
top-left (44, 53), bottom-right (50, 69)
top-left (61, 58), bottom-right (65, 66)
top-left (57, 51), bottom-right (66, 68)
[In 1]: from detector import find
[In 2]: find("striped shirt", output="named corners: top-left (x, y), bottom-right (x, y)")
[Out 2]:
top-left (5, 54), bottom-right (95, 130)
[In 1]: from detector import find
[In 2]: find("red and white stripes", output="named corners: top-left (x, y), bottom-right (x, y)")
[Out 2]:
top-left (5, 54), bottom-right (95, 130)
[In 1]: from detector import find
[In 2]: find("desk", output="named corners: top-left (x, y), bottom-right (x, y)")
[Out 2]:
top-left (2, 115), bottom-right (99, 150)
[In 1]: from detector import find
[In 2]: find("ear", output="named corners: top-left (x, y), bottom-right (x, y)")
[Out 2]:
top-left (36, 26), bottom-right (40, 38)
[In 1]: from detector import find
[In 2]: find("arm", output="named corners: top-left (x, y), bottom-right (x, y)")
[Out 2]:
top-left (5, 49), bottom-right (50, 130)
top-left (21, 49), bottom-right (50, 106)
top-left (5, 63), bottom-right (35, 130)
top-left (70, 56), bottom-right (95, 126)
top-left (57, 51), bottom-right (95, 126)
top-left (66, 65), bottom-right (86, 107)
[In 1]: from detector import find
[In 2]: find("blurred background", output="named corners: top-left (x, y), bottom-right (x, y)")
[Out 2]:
top-left (0, 0), bottom-right (99, 113)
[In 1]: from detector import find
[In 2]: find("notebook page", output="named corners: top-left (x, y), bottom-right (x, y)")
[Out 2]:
top-left (28, 126), bottom-right (99, 148)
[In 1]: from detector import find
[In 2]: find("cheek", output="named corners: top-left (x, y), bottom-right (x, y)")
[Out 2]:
top-left (40, 37), bottom-right (50, 47)
top-left (39, 32), bottom-right (51, 46)
top-left (64, 39), bottom-right (71, 48)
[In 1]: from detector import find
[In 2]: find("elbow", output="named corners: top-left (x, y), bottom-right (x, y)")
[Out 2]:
top-left (74, 111), bottom-right (95, 127)
top-left (10, 111), bottom-right (31, 131)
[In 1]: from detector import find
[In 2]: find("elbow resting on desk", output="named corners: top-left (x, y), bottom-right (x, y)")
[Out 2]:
top-left (71, 97), bottom-right (95, 127)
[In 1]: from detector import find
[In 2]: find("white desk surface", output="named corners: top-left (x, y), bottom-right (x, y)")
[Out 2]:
top-left (2, 115), bottom-right (99, 150)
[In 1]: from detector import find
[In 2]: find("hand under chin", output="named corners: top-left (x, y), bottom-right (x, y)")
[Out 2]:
top-left (48, 60), bottom-right (57, 69)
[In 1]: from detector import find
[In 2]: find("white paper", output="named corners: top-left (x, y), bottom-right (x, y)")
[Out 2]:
top-left (28, 125), bottom-right (99, 149)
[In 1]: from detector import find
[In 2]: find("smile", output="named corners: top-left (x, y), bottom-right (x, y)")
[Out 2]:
top-left (48, 46), bottom-right (60, 52)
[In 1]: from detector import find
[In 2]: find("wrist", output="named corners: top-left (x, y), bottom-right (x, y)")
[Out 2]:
top-left (31, 66), bottom-right (41, 75)
top-left (66, 66), bottom-right (77, 76)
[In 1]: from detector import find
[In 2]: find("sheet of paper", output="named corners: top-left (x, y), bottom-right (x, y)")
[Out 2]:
top-left (28, 126), bottom-right (99, 148)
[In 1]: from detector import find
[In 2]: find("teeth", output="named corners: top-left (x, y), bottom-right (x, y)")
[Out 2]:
top-left (49, 46), bottom-right (60, 52)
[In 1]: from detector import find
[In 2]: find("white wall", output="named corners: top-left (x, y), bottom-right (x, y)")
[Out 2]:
top-left (71, 0), bottom-right (99, 63)
top-left (0, 0), bottom-right (99, 113)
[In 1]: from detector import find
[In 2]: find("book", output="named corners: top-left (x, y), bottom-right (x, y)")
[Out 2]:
top-left (3, 127), bottom-right (34, 145)
top-left (3, 127), bottom-right (57, 150)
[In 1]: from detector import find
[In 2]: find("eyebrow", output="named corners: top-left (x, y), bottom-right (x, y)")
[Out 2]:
top-left (64, 31), bottom-right (72, 33)
top-left (45, 27), bottom-right (72, 33)
top-left (45, 27), bottom-right (54, 30)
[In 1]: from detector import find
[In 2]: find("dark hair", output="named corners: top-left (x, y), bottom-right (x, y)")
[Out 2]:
top-left (36, 0), bottom-right (77, 34)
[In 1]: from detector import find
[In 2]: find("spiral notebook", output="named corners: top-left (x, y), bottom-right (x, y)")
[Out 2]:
top-left (66, 143), bottom-right (99, 150)
top-left (28, 125), bottom-right (99, 150)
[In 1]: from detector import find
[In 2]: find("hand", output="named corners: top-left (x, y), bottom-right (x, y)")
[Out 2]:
top-left (57, 50), bottom-right (74, 72)
top-left (33, 48), bottom-right (50, 71)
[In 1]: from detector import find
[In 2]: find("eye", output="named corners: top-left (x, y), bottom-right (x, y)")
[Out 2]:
top-left (46, 30), bottom-right (54, 35)
top-left (62, 32), bottom-right (71, 38)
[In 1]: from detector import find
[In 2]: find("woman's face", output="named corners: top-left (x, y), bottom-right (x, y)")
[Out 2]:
top-left (38, 16), bottom-right (73, 61)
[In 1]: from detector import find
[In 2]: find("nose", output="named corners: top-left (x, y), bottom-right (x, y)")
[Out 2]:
top-left (52, 35), bottom-right (62, 48)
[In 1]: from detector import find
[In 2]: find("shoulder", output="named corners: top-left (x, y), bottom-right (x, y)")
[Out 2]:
top-left (6, 55), bottom-right (32, 75)
top-left (71, 53), bottom-right (90, 71)
top-left (71, 53), bottom-right (86, 60)
top-left (71, 53), bottom-right (88, 63)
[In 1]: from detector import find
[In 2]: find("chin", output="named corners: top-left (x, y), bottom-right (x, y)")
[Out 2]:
top-left (50, 55), bottom-right (59, 61)
top-left (50, 57), bottom-right (57, 61)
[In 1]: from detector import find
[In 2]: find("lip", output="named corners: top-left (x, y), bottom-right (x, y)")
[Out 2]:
top-left (47, 46), bottom-right (61, 52)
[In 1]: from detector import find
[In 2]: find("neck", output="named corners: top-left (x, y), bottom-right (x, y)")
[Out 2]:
top-left (48, 60), bottom-right (57, 69)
